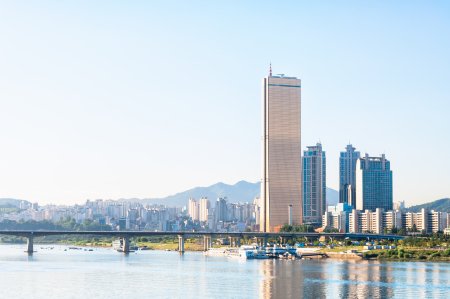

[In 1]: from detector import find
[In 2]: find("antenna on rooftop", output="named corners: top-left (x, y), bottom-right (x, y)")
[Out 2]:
top-left (269, 62), bottom-right (272, 76)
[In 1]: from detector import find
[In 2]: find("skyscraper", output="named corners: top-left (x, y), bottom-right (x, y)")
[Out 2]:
top-left (302, 143), bottom-right (326, 225)
top-left (355, 153), bottom-right (393, 211)
top-left (339, 144), bottom-right (360, 207)
top-left (198, 197), bottom-right (210, 222)
top-left (214, 197), bottom-right (228, 223)
top-left (261, 69), bottom-right (302, 232)
top-left (188, 198), bottom-right (199, 221)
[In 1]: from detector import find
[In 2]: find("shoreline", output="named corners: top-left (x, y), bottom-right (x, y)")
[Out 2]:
top-left (1, 241), bottom-right (449, 262)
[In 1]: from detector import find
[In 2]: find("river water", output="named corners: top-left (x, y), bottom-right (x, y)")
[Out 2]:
top-left (0, 244), bottom-right (448, 298)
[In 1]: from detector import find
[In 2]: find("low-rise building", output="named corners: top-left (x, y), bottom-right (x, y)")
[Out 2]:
top-left (322, 203), bottom-right (352, 232)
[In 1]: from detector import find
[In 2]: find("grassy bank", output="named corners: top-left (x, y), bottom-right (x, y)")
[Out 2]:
top-left (135, 240), bottom-right (204, 251)
top-left (0, 236), bottom-right (206, 251)
top-left (363, 248), bottom-right (450, 261)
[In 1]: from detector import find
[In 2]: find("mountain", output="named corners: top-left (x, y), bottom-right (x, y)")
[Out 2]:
top-left (326, 188), bottom-right (339, 206)
top-left (142, 180), bottom-right (260, 207)
top-left (142, 181), bottom-right (339, 207)
top-left (406, 198), bottom-right (450, 213)
top-left (0, 198), bottom-right (30, 208)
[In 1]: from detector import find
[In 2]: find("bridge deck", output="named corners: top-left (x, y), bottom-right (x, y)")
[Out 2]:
top-left (0, 230), bottom-right (404, 240)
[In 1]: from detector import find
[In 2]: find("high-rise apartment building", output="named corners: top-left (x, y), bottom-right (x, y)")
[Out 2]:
top-left (214, 197), bottom-right (228, 223)
top-left (355, 154), bottom-right (393, 211)
top-left (302, 143), bottom-right (326, 225)
top-left (339, 144), bottom-right (360, 207)
top-left (260, 70), bottom-right (302, 232)
top-left (188, 198), bottom-right (199, 221)
top-left (198, 197), bottom-right (210, 222)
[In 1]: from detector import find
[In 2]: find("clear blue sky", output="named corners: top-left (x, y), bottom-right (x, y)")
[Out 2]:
top-left (0, 1), bottom-right (449, 205)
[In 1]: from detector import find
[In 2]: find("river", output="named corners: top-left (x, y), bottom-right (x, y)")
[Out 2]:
top-left (0, 244), bottom-right (448, 298)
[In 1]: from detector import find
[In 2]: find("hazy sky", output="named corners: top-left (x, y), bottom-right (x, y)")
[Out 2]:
top-left (0, 1), bottom-right (449, 205)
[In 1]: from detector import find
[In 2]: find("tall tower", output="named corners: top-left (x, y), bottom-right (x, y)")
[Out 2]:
top-left (260, 71), bottom-right (302, 232)
top-left (198, 197), bottom-right (210, 222)
top-left (302, 143), bottom-right (326, 225)
top-left (188, 198), bottom-right (199, 221)
top-left (355, 153), bottom-right (393, 211)
top-left (339, 144), bottom-right (360, 207)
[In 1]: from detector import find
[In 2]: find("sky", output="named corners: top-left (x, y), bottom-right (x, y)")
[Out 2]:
top-left (0, 1), bottom-right (449, 206)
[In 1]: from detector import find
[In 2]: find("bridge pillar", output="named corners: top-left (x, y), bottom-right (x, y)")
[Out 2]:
top-left (122, 236), bottom-right (130, 254)
top-left (262, 235), bottom-right (268, 248)
top-left (203, 235), bottom-right (212, 251)
top-left (178, 235), bottom-right (185, 253)
top-left (26, 235), bottom-right (34, 254)
top-left (259, 237), bottom-right (265, 247)
top-left (228, 237), bottom-right (233, 247)
top-left (236, 237), bottom-right (241, 248)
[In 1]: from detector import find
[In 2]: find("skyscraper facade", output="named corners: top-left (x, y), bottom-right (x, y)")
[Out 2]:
top-left (261, 71), bottom-right (302, 232)
top-left (355, 153), bottom-right (393, 211)
top-left (214, 197), bottom-right (228, 223)
top-left (339, 144), bottom-right (360, 207)
top-left (302, 143), bottom-right (326, 225)
top-left (198, 197), bottom-right (210, 222)
top-left (188, 198), bottom-right (199, 221)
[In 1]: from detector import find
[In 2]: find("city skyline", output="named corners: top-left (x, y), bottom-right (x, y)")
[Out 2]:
top-left (0, 1), bottom-right (449, 206)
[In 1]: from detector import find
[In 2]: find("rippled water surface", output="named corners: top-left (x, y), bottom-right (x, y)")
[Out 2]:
top-left (0, 244), bottom-right (449, 298)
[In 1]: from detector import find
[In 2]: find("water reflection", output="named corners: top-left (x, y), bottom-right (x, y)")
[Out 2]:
top-left (0, 245), bottom-right (449, 298)
top-left (259, 259), bottom-right (450, 298)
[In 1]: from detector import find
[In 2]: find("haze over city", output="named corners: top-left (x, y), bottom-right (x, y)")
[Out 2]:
top-left (0, 1), bottom-right (449, 205)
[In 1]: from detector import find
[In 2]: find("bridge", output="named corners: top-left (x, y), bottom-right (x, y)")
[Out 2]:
top-left (0, 230), bottom-right (404, 254)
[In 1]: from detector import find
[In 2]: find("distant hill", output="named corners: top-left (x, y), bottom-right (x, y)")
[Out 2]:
top-left (141, 180), bottom-right (260, 207)
top-left (406, 198), bottom-right (450, 213)
top-left (326, 188), bottom-right (339, 206)
top-left (0, 182), bottom-right (340, 209)
top-left (0, 198), bottom-right (30, 208)
top-left (140, 181), bottom-right (339, 208)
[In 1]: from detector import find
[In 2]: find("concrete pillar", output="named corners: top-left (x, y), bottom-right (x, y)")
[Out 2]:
top-left (263, 235), bottom-right (268, 248)
top-left (203, 235), bottom-right (211, 251)
top-left (236, 237), bottom-right (241, 247)
top-left (208, 236), bottom-right (212, 249)
top-left (178, 235), bottom-right (185, 253)
top-left (26, 235), bottom-right (34, 254)
top-left (122, 236), bottom-right (130, 253)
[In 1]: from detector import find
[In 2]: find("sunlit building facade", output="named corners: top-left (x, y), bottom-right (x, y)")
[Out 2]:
top-left (339, 144), bottom-right (360, 207)
top-left (260, 71), bottom-right (302, 232)
top-left (302, 143), bottom-right (326, 225)
top-left (355, 153), bottom-right (393, 211)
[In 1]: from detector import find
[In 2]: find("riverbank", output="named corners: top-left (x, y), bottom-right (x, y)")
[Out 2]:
top-left (2, 236), bottom-right (450, 261)
top-left (363, 248), bottom-right (450, 262)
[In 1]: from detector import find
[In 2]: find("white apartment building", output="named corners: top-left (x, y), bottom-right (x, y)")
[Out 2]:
top-left (188, 198), bottom-right (199, 221)
top-left (198, 197), bottom-right (210, 222)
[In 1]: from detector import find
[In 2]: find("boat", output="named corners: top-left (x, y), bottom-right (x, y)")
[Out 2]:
top-left (229, 245), bottom-right (269, 259)
top-left (279, 252), bottom-right (296, 260)
top-left (204, 247), bottom-right (229, 256)
top-left (266, 245), bottom-right (297, 258)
